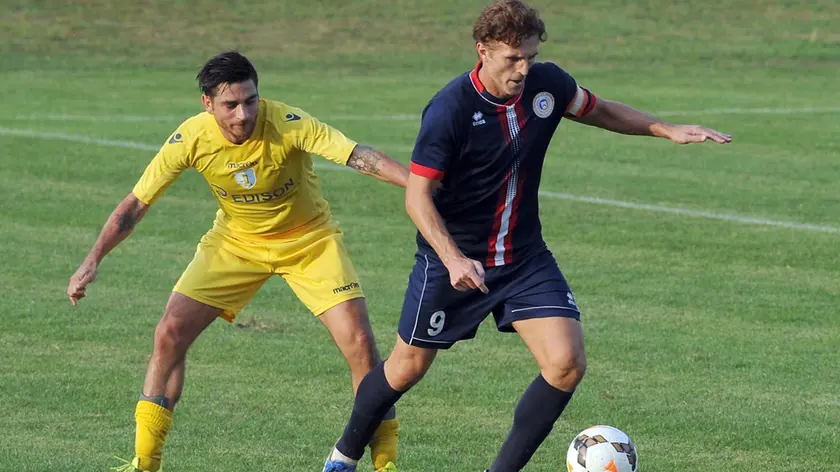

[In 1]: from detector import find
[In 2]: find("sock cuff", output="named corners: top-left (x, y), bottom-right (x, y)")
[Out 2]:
top-left (536, 373), bottom-right (575, 396)
top-left (372, 361), bottom-right (402, 395)
top-left (136, 400), bottom-right (173, 429)
top-left (139, 393), bottom-right (170, 409)
top-left (382, 405), bottom-right (397, 420)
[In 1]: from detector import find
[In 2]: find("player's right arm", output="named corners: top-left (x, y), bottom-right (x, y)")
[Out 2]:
top-left (405, 173), bottom-right (488, 294)
top-left (67, 129), bottom-right (192, 305)
top-left (67, 194), bottom-right (149, 305)
top-left (407, 98), bottom-right (488, 294)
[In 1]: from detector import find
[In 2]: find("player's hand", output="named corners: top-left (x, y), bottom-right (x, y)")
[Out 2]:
top-left (666, 124), bottom-right (732, 144)
top-left (446, 257), bottom-right (489, 294)
top-left (67, 259), bottom-right (98, 306)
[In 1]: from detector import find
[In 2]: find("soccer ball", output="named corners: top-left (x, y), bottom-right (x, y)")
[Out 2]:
top-left (566, 425), bottom-right (638, 472)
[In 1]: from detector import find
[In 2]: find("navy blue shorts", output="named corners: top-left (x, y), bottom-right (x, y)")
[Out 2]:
top-left (398, 248), bottom-right (580, 349)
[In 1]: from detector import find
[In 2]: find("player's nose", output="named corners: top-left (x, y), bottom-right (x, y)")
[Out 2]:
top-left (235, 105), bottom-right (250, 121)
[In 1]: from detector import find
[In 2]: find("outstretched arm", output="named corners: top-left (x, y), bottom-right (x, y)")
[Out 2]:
top-left (88, 192), bottom-right (149, 262)
top-left (570, 98), bottom-right (732, 145)
top-left (346, 144), bottom-right (410, 188)
top-left (67, 193), bottom-right (149, 305)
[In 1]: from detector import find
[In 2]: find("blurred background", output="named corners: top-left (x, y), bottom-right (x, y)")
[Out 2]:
top-left (1, 1), bottom-right (838, 471)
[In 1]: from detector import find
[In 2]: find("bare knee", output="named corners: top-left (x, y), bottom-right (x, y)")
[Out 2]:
top-left (385, 357), bottom-right (427, 391)
top-left (153, 317), bottom-right (191, 362)
top-left (541, 349), bottom-right (587, 391)
top-left (384, 346), bottom-right (436, 391)
top-left (151, 293), bottom-right (218, 362)
top-left (343, 328), bottom-right (379, 370)
top-left (322, 298), bottom-right (381, 370)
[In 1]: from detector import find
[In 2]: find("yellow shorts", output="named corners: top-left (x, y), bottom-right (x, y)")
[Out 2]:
top-left (173, 220), bottom-right (364, 321)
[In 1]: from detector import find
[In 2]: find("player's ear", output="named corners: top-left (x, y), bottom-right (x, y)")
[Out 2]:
top-left (476, 42), bottom-right (487, 61)
top-left (200, 94), bottom-right (214, 114)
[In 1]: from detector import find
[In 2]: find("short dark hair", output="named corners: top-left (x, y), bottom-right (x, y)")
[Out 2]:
top-left (473, 0), bottom-right (547, 47)
top-left (196, 51), bottom-right (259, 97)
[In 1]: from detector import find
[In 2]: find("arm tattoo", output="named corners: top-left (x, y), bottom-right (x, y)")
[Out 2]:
top-left (116, 201), bottom-right (142, 233)
top-left (116, 211), bottom-right (137, 233)
top-left (346, 145), bottom-right (381, 176)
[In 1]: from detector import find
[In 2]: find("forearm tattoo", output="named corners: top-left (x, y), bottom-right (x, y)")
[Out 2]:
top-left (116, 201), bottom-right (142, 233)
top-left (347, 145), bottom-right (382, 176)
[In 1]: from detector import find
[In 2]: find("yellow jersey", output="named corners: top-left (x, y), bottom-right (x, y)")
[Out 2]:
top-left (132, 99), bottom-right (357, 239)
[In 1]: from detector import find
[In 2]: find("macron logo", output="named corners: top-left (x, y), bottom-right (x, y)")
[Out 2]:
top-left (332, 282), bottom-right (360, 294)
top-left (227, 160), bottom-right (257, 169)
top-left (168, 133), bottom-right (183, 144)
top-left (472, 111), bottom-right (486, 127)
top-left (284, 113), bottom-right (301, 122)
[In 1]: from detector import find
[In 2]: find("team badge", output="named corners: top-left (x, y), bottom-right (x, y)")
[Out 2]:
top-left (234, 168), bottom-right (257, 189)
top-left (533, 92), bottom-right (555, 119)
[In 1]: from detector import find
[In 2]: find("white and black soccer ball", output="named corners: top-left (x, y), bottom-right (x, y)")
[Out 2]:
top-left (566, 425), bottom-right (638, 472)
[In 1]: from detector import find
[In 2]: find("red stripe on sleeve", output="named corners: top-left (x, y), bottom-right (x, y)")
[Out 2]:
top-left (581, 88), bottom-right (597, 116)
top-left (410, 162), bottom-right (445, 180)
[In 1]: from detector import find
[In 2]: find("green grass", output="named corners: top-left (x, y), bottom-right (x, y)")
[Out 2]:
top-left (1, 1), bottom-right (839, 471)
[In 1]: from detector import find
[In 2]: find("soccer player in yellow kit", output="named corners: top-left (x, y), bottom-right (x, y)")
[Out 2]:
top-left (66, 51), bottom-right (404, 472)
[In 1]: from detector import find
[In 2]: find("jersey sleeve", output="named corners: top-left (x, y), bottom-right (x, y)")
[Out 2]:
top-left (410, 97), bottom-right (458, 180)
top-left (543, 62), bottom-right (597, 118)
top-left (132, 130), bottom-right (192, 205)
top-left (295, 112), bottom-right (358, 166)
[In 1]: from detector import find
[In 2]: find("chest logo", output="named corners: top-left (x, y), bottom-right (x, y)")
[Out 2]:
top-left (533, 92), bottom-right (555, 119)
top-left (472, 111), bottom-right (486, 126)
top-left (234, 168), bottom-right (257, 189)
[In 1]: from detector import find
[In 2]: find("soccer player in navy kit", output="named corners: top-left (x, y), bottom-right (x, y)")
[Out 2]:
top-left (323, 1), bottom-right (731, 471)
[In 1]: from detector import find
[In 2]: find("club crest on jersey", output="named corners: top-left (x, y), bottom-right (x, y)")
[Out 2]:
top-left (533, 92), bottom-right (555, 119)
top-left (234, 168), bottom-right (257, 189)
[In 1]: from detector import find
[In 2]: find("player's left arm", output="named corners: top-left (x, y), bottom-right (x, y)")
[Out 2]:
top-left (569, 96), bottom-right (732, 145)
top-left (346, 144), bottom-right (410, 188)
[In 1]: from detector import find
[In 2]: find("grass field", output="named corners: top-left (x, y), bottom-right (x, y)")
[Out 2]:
top-left (1, 1), bottom-right (839, 471)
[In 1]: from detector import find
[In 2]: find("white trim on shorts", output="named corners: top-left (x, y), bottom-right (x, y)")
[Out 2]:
top-left (510, 305), bottom-right (580, 313)
top-left (408, 254), bottom-right (431, 345)
top-left (407, 337), bottom-right (452, 344)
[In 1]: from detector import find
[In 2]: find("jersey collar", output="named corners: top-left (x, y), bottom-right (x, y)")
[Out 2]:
top-left (469, 61), bottom-right (523, 107)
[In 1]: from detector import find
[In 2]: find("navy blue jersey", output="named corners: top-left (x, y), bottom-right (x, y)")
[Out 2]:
top-left (410, 61), bottom-right (596, 266)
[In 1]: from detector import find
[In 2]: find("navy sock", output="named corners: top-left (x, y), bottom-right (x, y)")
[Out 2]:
top-left (335, 362), bottom-right (404, 460)
top-left (490, 374), bottom-right (574, 472)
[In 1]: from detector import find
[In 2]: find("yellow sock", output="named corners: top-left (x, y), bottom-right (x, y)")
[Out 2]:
top-left (133, 400), bottom-right (173, 472)
top-left (369, 418), bottom-right (400, 470)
